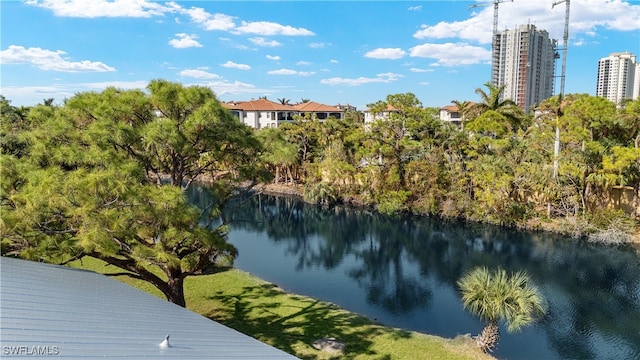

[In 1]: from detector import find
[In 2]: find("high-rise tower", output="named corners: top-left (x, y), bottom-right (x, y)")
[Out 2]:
top-left (493, 24), bottom-right (557, 113)
top-left (596, 52), bottom-right (638, 106)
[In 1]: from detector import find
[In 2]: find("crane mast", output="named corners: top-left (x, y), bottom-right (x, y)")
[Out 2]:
top-left (553, 0), bottom-right (570, 97)
top-left (551, 0), bottom-right (570, 179)
top-left (470, 0), bottom-right (513, 86)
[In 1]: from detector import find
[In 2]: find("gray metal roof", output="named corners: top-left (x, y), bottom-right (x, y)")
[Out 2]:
top-left (0, 257), bottom-right (299, 359)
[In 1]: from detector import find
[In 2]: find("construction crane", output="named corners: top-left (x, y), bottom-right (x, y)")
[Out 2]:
top-left (552, 0), bottom-right (570, 98)
top-left (470, 0), bottom-right (514, 85)
top-left (551, 0), bottom-right (570, 179)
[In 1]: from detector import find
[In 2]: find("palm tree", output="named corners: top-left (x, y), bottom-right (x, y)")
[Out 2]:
top-left (278, 98), bottom-right (291, 105)
top-left (468, 82), bottom-right (525, 131)
top-left (451, 99), bottom-right (472, 130)
top-left (457, 267), bottom-right (546, 353)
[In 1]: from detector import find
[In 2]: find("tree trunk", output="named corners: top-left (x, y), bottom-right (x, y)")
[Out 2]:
top-left (633, 182), bottom-right (639, 219)
top-left (93, 253), bottom-right (188, 308)
top-left (164, 276), bottom-right (186, 307)
top-left (635, 135), bottom-right (639, 218)
top-left (476, 320), bottom-right (500, 353)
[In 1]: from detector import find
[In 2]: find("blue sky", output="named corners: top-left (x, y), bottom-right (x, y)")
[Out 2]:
top-left (1, 0), bottom-right (639, 110)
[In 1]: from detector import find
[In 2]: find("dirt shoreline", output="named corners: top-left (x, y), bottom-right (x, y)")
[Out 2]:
top-left (248, 182), bottom-right (640, 246)
top-left (253, 183), bottom-right (304, 197)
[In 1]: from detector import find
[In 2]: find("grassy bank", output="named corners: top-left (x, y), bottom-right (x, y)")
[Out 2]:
top-left (71, 258), bottom-right (493, 360)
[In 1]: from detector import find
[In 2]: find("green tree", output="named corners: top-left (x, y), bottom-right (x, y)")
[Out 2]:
top-left (619, 98), bottom-right (640, 214)
top-left (257, 127), bottom-right (298, 184)
top-left (1, 81), bottom-right (269, 307)
top-left (1, 159), bottom-right (235, 307)
top-left (450, 99), bottom-right (473, 130)
top-left (0, 96), bottom-right (32, 157)
top-left (457, 267), bottom-right (546, 353)
top-left (564, 95), bottom-right (617, 143)
top-left (468, 82), bottom-right (527, 131)
top-left (279, 116), bottom-right (322, 180)
top-left (365, 95), bottom-right (423, 175)
top-left (465, 110), bottom-right (512, 139)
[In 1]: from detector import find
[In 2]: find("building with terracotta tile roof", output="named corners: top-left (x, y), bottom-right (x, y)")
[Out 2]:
top-left (222, 99), bottom-right (343, 129)
top-left (439, 104), bottom-right (462, 125)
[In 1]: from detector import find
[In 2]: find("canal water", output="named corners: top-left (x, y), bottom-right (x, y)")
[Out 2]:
top-left (190, 187), bottom-right (640, 360)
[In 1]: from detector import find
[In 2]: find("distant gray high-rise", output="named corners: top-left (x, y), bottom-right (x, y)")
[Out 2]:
top-left (596, 52), bottom-right (639, 105)
top-left (493, 24), bottom-right (557, 114)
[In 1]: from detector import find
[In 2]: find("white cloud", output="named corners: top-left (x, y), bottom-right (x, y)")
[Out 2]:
top-left (234, 21), bottom-right (315, 36)
top-left (330, 59), bottom-right (339, 64)
top-left (364, 48), bottom-right (406, 60)
top-left (572, 38), bottom-right (586, 47)
top-left (320, 72), bottom-right (404, 86)
top-left (409, 42), bottom-right (490, 66)
top-left (181, 7), bottom-right (236, 31)
top-left (1, 84), bottom-right (74, 100)
top-left (25, 0), bottom-right (171, 18)
top-left (249, 37), bottom-right (282, 47)
top-left (204, 80), bottom-right (258, 95)
top-left (296, 61), bottom-right (311, 66)
top-left (309, 42), bottom-right (330, 48)
top-left (268, 68), bottom-right (298, 75)
top-left (413, 0), bottom-right (640, 44)
top-left (179, 69), bottom-right (221, 79)
top-left (413, 18), bottom-right (489, 44)
top-left (409, 68), bottom-right (433, 73)
top-left (2, 78), bottom-right (269, 105)
top-left (26, 0), bottom-right (324, 40)
top-left (82, 80), bottom-right (150, 89)
top-left (168, 33), bottom-right (202, 48)
top-left (567, 0), bottom-right (640, 33)
top-left (266, 55), bottom-right (281, 61)
top-left (267, 68), bottom-right (315, 76)
top-left (408, 5), bottom-right (422, 11)
top-left (221, 61), bottom-right (251, 70)
top-left (0, 45), bottom-right (115, 72)
top-left (1, 80), bottom-right (148, 105)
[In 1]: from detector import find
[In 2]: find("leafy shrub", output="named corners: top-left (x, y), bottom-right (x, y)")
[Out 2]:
top-left (303, 182), bottom-right (339, 207)
top-left (375, 190), bottom-right (411, 215)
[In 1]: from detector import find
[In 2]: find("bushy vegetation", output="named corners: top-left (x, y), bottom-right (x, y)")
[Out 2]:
top-left (1, 82), bottom-right (269, 307)
top-left (1, 81), bottom-right (638, 308)
top-left (258, 86), bottom-right (640, 241)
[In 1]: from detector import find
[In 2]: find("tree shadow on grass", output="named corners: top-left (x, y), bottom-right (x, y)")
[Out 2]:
top-left (207, 283), bottom-right (412, 359)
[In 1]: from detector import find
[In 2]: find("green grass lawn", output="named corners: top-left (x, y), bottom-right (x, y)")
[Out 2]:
top-left (71, 258), bottom-right (493, 360)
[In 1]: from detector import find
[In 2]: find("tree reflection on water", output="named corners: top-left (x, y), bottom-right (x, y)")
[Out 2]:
top-left (190, 188), bottom-right (640, 360)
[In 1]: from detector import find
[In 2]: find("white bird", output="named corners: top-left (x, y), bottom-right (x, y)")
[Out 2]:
top-left (159, 335), bottom-right (171, 349)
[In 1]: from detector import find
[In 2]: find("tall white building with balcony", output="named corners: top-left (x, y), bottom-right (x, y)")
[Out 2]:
top-left (596, 52), bottom-right (639, 105)
top-left (493, 24), bottom-right (557, 114)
